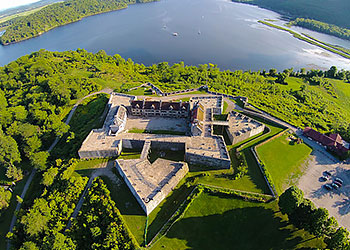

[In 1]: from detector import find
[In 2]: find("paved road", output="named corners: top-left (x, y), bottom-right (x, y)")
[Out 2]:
top-left (6, 88), bottom-right (112, 250)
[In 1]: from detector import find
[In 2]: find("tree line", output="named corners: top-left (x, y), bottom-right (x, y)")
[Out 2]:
top-left (9, 159), bottom-right (88, 249)
top-left (0, 0), bottom-right (156, 45)
top-left (8, 160), bottom-right (135, 249)
top-left (232, 0), bottom-right (350, 30)
top-left (68, 178), bottom-right (135, 249)
top-left (289, 18), bottom-right (350, 41)
top-left (279, 186), bottom-right (350, 250)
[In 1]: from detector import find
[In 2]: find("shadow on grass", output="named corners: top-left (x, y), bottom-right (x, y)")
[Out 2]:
top-left (164, 206), bottom-right (309, 250)
top-left (242, 148), bottom-right (271, 194)
top-left (102, 174), bottom-right (145, 217)
top-left (147, 182), bottom-right (192, 242)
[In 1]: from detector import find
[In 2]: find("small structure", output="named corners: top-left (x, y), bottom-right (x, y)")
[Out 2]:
top-left (116, 158), bottom-right (188, 215)
top-left (225, 111), bottom-right (265, 145)
top-left (109, 106), bottom-right (127, 135)
top-left (303, 127), bottom-right (349, 157)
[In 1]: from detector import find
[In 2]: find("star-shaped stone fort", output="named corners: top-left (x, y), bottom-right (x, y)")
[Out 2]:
top-left (78, 93), bottom-right (264, 215)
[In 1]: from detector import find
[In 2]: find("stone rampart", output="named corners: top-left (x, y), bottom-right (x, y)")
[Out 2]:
top-left (185, 152), bottom-right (230, 169)
top-left (122, 139), bottom-right (145, 150)
top-left (150, 141), bottom-right (185, 151)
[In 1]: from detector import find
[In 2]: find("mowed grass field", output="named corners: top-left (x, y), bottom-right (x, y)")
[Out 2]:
top-left (101, 174), bottom-right (192, 246)
top-left (194, 116), bottom-right (285, 195)
top-left (151, 192), bottom-right (324, 250)
top-left (256, 133), bottom-right (312, 194)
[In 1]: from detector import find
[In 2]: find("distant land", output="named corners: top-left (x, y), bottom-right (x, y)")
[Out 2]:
top-left (232, 0), bottom-right (350, 42)
top-left (0, 0), bottom-right (155, 45)
top-left (0, 0), bottom-right (62, 19)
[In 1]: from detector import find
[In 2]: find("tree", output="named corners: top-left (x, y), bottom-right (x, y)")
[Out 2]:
top-left (42, 232), bottom-right (75, 250)
top-left (21, 198), bottom-right (52, 236)
top-left (276, 72), bottom-right (288, 84)
top-left (41, 167), bottom-right (58, 186)
top-left (0, 186), bottom-right (12, 211)
top-left (19, 241), bottom-right (39, 250)
top-left (17, 195), bottom-right (23, 204)
top-left (6, 166), bottom-right (23, 181)
top-left (278, 186), bottom-right (304, 215)
top-left (0, 131), bottom-right (21, 167)
top-left (29, 151), bottom-right (49, 170)
top-left (309, 208), bottom-right (338, 237)
top-left (327, 66), bottom-right (338, 78)
top-left (269, 68), bottom-right (277, 77)
top-left (325, 227), bottom-right (350, 250)
top-left (288, 198), bottom-right (315, 229)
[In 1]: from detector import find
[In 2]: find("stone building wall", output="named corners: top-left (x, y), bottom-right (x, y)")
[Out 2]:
top-left (144, 163), bottom-right (188, 214)
top-left (150, 141), bottom-right (185, 151)
top-left (115, 159), bottom-right (189, 215)
top-left (115, 160), bottom-right (148, 212)
top-left (225, 124), bottom-right (265, 145)
top-left (122, 139), bottom-right (145, 150)
top-left (185, 152), bottom-right (230, 169)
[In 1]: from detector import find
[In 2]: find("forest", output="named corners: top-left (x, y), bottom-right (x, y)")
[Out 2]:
top-left (232, 0), bottom-right (350, 29)
top-left (0, 0), bottom-right (155, 45)
top-left (289, 18), bottom-right (350, 41)
top-left (8, 160), bottom-right (134, 249)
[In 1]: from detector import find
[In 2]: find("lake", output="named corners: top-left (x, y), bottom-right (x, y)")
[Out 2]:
top-left (1, 0), bottom-right (350, 71)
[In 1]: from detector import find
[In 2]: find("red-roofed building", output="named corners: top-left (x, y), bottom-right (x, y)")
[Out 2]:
top-left (303, 127), bottom-right (349, 157)
top-left (130, 100), bottom-right (189, 118)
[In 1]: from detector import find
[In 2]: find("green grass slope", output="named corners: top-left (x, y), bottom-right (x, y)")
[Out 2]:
top-left (256, 133), bottom-right (312, 195)
top-left (151, 192), bottom-right (324, 250)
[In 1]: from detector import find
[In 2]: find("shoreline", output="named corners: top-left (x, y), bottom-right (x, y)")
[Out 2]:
top-left (258, 20), bottom-right (350, 60)
top-left (0, 0), bottom-right (159, 46)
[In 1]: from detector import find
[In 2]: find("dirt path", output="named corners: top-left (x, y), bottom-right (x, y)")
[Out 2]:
top-left (65, 160), bottom-right (119, 230)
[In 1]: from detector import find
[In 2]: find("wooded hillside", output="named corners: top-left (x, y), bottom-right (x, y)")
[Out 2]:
top-left (233, 0), bottom-right (350, 29)
top-left (0, 0), bottom-right (155, 45)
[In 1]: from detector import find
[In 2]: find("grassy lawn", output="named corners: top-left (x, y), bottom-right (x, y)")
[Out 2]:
top-left (148, 149), bottom-right (185, 163)
top-left (223, 101), bottom-right (228, 113)
top-left (51, 94), bottom-right (109, 159)
top-left (101, 175), bottom-right (147, 246)
top-left (74, 158), bottom-right (109, 177)
top-left (173, 97), bottom-right (191, 102)
top-left (151, 192), bottom-right (324, 250)
top-left (125, 86), bottom-right (157, 96)
top-left (256, 133), bottom-right (312, 195)
top-left (0, 5), bottom-right (48, 24)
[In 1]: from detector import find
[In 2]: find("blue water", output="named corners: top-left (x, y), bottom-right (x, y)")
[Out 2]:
top-left (0, 0), bottom-right (349, 71)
